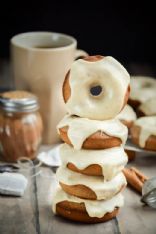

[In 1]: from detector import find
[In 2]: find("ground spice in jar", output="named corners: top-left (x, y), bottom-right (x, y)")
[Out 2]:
top-left (0, 90), bottom-right (43, 162)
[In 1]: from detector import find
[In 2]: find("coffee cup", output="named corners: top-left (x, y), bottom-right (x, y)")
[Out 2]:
top-left (11, 32), bottom-right (87, 144)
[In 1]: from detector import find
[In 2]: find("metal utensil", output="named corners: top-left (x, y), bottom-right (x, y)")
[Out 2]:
top-left (141, 177), bottom-right (156, 208)
top-left (0, 164), bottom-right (19, 173)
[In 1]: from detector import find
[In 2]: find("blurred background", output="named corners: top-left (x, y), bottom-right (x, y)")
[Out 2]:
top-left (0, 1), bottom-right (156, 90)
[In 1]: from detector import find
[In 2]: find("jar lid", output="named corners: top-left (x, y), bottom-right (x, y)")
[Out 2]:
top-left (0, 91), bottom-right (39, 113)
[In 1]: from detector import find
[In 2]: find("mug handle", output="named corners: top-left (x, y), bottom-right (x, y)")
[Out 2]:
top-left (75, 49), bottom-right (88, 60)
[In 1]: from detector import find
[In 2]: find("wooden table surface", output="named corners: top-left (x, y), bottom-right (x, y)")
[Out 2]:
top-left (0, 151), bottom-right (156, 234)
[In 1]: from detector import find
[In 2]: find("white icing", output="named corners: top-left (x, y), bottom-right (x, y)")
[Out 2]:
top-left (60, 143), bottom-right (128, 180)
top-left (139, 97), bottom-right (156, 116)
top-left (130, 76), bottom-right (156, 103)
top-left (134, 116), bottom-right (156, 147)
top-left (116, 104), bottom-right (136, 122)
top-left (65, 57), bottom-right (130, 120)
top-left (57, 115), bottom-right (128, 150)
top-left (56, 166), bottom-right (126, 200)
top-left (52, 188), bottom-right (124, 218)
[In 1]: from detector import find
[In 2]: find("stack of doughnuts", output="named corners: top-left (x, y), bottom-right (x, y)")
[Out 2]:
top-left (52, 55), bottom-right (130, 223)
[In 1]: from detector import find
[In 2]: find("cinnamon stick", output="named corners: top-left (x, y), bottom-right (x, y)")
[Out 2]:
top-left (131, 167), bottom-right (148, 183)
top-left (123, 167), bottom-right (149, 194)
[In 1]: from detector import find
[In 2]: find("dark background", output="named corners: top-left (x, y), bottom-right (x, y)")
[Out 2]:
top-left (1, 1), bottom-right (156, 70)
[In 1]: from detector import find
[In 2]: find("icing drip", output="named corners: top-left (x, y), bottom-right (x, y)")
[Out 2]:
top-left (139, 98), bottom-right (156, 116)
top-left (116, 104), bottom-right (136, 122)
top-left (57, 115), bottom-right (128, 150)
top-left (134, 116), bottom-right (156, 147)
top-left (52, 188), bottom-right (124, 218)
top-left (65, 57), bottom-right (130, 120)
top-left (60, 143), bottom-right (128, 180)
top-left (56, 166), bottom-right (126, 200)
top-left (130, 76), bottom-right (156, 103)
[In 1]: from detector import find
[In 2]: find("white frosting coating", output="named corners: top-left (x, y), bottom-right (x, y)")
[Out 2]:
top-left (57, 115), bottom-right (128, 150)
top-left (56, 166), bottom-right (126, 200)
top-left (134, 116), bottom-right (156, 147)
top-left (116, 104), bottom-right (136, 122)
top-left (130, 76), bottom-right (156, 103)
top-left (60, 143), bottom-right (128, 180)
top-left (65, 57), bottom-right (130, 120)
top-left (139, 97), bottom-right (156, 116)
top-left (52, 188), bottom-right (124, 218)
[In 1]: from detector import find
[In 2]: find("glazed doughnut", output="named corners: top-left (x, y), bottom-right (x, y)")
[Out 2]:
top-left (137, 97), bottom-right (156, 117)
top-left (57, 166), bottom-right (126, 200)
top-left (60, 144), bottom-right (128, 179)
top-left (56, 202), bottom-right (119, 223)
top-left (129, 76), bottom-right (156, 109)
top-left (130, 116), bottom-right (156, 151)
top-left (52, 189), bottom-right (124, 223)
top-left (63, 55), bottom-right (130, 120)
top-left (57, 115), bottom-right (128, 150)
top-left (116, 104), bottom-right (137, 129)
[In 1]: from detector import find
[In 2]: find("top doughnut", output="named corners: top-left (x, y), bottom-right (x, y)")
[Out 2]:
top-left (63, 55), bottom-right (130, 120)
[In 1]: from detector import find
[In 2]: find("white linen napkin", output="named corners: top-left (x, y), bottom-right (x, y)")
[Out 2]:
top-left (0, 172), bottom-right (28, 196)
top-left (37, 144), bottom-right (61, 167)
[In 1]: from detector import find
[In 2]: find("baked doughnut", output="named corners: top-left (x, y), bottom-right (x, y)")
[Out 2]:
top-left (137, 97), bottom-right (156, 117)
top-left (57, 166), bottom-right (126, 200)
top-left (57, 115), bottom-right (128, 150)
top-left (63, 55), bottom-right (130, 120)
top-left (130, 116), bottom-right (156, 151)
top-left (53, 189), bottom-right (124, 223)
top-left (116, 104), bottom-right (137, 129)
top-left (129, 76), bottom-right (156, 109)
top-left (125, 149), bottom-right (136, 161)
top-left (60, 143), bottom-right (128, 179)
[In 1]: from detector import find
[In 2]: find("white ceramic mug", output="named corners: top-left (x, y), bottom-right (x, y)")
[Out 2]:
top-left (11, 32), bottom-right (87, 144)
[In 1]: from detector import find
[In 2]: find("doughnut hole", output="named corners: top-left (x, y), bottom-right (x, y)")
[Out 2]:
top-left (90, 85), bottom-right (103, 97)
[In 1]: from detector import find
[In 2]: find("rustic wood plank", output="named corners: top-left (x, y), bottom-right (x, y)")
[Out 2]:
top-left (117, 152), bottom-right (156, 234)
top-left (0, 147), bottom-right (156, 234)
top-left (0, 165), bottom-right (38, 234)
top-left (36, 167), bottom-right (120, 234)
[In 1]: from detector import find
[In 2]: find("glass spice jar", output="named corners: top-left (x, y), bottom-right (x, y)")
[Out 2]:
top-left (0, 91), bottom-right (43, 162)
